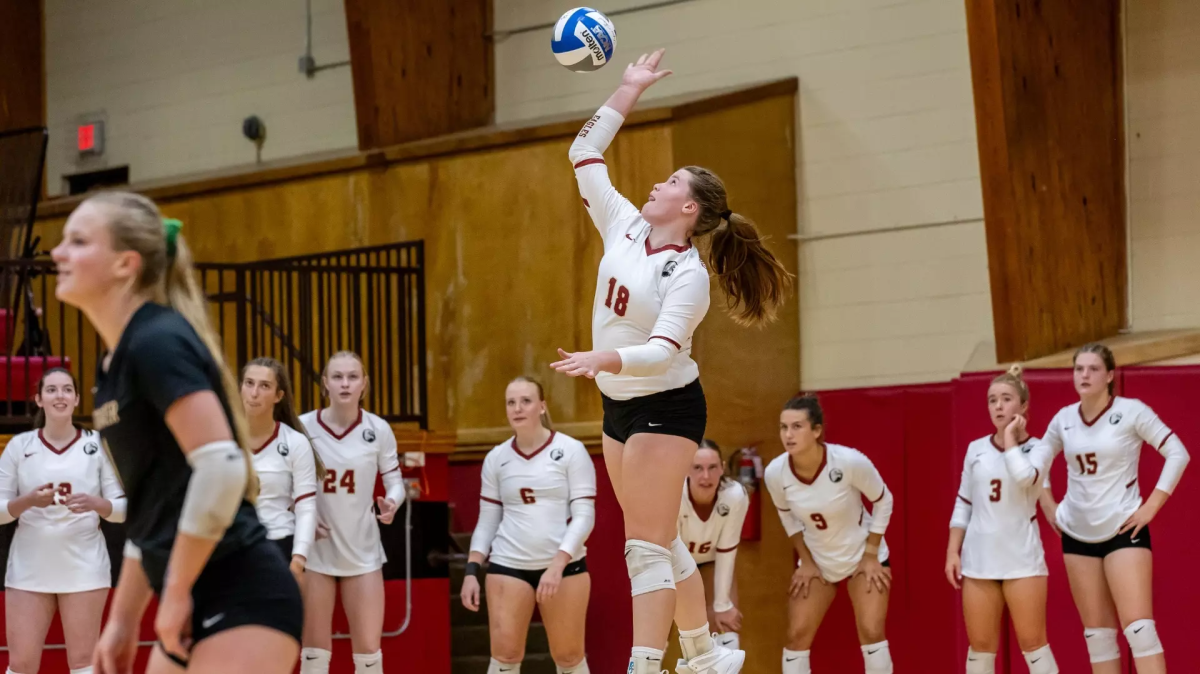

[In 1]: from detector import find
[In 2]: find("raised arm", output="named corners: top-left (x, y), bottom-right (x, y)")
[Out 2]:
top-left (1003, 415), bottom-right (1059, 488)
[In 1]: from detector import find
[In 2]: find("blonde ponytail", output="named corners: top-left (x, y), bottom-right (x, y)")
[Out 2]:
top-left (991, 363), bottom-right (1030, 403)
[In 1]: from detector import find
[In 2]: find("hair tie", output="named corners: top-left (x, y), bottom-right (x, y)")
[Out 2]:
top-left (720, 209), bottom-right (732, 221)
top-left (163, 218), bottom-right (183, 258)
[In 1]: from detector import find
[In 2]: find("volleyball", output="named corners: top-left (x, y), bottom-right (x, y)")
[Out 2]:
top-left (551, 7), bottom-right (617, 72)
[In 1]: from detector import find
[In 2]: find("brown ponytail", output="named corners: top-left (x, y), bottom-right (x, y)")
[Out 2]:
top-left (684, 166), bottom-right (794, 326)
top-left (243, 357), bottom-right (326, 479)
top-left (1073, 342), bottom-right (1117, 396)
top-left (84, 191), bottom-right (259, 501)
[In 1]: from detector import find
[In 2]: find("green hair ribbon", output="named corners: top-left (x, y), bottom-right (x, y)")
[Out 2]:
top-left (163, 218), bottom-right (183, 258)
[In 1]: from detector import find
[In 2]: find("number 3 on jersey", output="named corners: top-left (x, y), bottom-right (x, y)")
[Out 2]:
top-left (323, 469), bottom-right (356, 494)
top-left (604, 277), bottom-right (629, 316)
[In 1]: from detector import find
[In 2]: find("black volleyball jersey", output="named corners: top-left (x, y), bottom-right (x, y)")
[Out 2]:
top-left (93, 302), bottom-right (264, 591)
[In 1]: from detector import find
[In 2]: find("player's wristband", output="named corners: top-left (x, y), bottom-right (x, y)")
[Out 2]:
top-left (864, 544), bottom-right (880, 557)
top-left (465, 561), bottom-right (482, 579)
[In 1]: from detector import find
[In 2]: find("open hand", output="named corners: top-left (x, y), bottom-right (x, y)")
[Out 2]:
top-left (621, 49), bottom-right (673, 91)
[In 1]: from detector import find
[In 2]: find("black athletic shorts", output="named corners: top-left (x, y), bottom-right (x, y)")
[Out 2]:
top-left (487, 558), bottom-right (589, 589)
top-left (160, 538), bottom-right (303, 667)
top-left (271, 535), bottom-right (295, 562)
top-left (601, 378), bottom-right (706, 445)
top-left (1062, 526), bottom-right (1152, 559)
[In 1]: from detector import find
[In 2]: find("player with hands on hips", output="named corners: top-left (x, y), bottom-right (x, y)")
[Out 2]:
top-left (945, 365), bottom-right (1059, 674)
top-left (0, 368), bottom-right (126, 674)
top-left (1024, 344), bottom-right (1188, 674)
top-left (764, 395), bottom-right (895, 674)
top-left (554, 47), bottom-right (792, 674)
top-left (461, 377), bottom-right (596, 674)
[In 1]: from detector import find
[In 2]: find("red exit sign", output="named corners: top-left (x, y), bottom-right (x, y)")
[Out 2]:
top-left (77, 121), bottom-right (104, 155)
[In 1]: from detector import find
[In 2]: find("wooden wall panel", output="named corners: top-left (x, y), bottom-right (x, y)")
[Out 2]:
top-left (345, 0), bottom-right (493, 150)
top-left (0, 0), bottom-right (43, 132)
top-left (967, 0), bottom-right (1126, 362)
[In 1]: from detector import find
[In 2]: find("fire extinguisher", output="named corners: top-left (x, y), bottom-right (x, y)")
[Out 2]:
top-left (732, 446), bottom-right (764, 542)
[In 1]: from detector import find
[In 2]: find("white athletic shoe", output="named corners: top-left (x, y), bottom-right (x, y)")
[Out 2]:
top-left (675, 659), bottom-right (695, 674)
top-left (681, 644), bottom-right (745, 674)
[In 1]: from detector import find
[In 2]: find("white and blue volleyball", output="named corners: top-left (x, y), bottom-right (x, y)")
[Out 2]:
top-left (551, 7), bottom-right (617, 72)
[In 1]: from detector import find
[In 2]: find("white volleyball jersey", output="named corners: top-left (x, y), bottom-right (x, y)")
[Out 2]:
top-left (764, 444), bottom-right (891, 583)
top-left (251, 422), bottom-right (318, 544)
top-left (0, 429), bottom-right (122, 593)
top-left (1040, 397), bottom-right (1175, 543)
top-left (478, 432), bottom-right (596, 569)
top-left (678, 479), bottom-right (749, 565)
top-left (952, 435), bottom-right (1049, 579)
top-left (573, 107), bottom-right (711, 400)
top-left (300, 409), bottom-right (400, 576)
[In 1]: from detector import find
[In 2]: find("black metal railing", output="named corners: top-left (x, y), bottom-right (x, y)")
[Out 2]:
top-left (0, 241), bottom-right (426, 430)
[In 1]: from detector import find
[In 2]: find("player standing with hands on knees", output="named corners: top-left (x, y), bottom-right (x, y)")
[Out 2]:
top-left (0, 368), bottom-right (126, 674)
top-left (460, 377), bottom-right (596, 674)
top-left (945, 366), bottom-right (1059, 674)
top-left (764, 395), bottom-right (895, 674)
top-left (51, 192), bottom-right (303, 674)
top-left (551, 48), bottom-right (792, 674)
top-left (1015, 344), bottom-right (1188, 674)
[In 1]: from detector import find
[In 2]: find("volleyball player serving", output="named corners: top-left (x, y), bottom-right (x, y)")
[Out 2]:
top-left (1015, 344), bottom-right (1189, 674)
top-left (551, 48), bottom-right (792, 674)
top-left (299, 351), bottom-right (405, 674)
top-left (0, 368), bottom-right (126, 674)
top-left (764, 395), bottom-right (895, 674)
top-left (676, 440), bottom-right (749, 656)
top-left (241, 357), bottom-right (321, 588)
top-left (945, 366), bottom-right (1058, 674)
top-left (461, 377), bottom-right (596, 674)
top-left (52, 192), bottom-right (302, 674)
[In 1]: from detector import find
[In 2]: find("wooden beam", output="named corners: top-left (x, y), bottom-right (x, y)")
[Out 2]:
top-left (963, 329), bottom-right (1200, 372)
top-left (344, 0), bottom-right (493, 150)
top-left (0, 0), bottom-right (44, 132)
top-left (966, 0), bottom-right (1126, 362)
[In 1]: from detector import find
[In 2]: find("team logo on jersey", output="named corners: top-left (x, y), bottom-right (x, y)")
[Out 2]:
top-left (662, 260), bottom-right (678, 278)
top-left (1021, 443), bottom-right (1033, 454)
top-left (93, 400), bottom-right (120, 430)
top-left (550, 448), bottom-right (565, 461)
top-left (717, 503), bottom-right (730, 516)
top-left (362, 428), bottom-right (376, 443)
top-left (829, 468), bottom-right (844, 483)
top-left (1109, 412), bottom-right (1123, 425)
top-left (277, 442), bottom-right (290, 457)
top-left (83, 442), bottom-right (99, 456)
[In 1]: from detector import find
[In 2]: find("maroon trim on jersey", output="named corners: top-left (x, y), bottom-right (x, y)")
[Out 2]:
top-left (1158, 431), bottom-right (1175, 450)
top-left (39, 427), bottom-right (83, 455)
top-left (253, 422), bottom-right (281, 455)
top-left (1125, 477), bottom-right (1138, 489)
top-left (317, 409), bottom-right (363, 440)
top-left (957, 494), bottom-right (972, 505)
top-left (789, 445), bottom-right (827, 485)
top-left (776, 507), bottom-right (791, 511)
top-left (716, 543), bottom-right (739, 553)
top-left (1079, 397), bottom-right (1116, 427)
top-left (858, 508), bottom-right (864, 526)
top-left (644, 238), bottom-right (691, 256)
top-left (294, 492), bottom-right (316, 503)
top-left (990, 433), bottom-right (1030, 452)
top-left (582, 197), bottom-right (590, 208)
top-left (511, 431), bottom-right (557, 461)
top-left (480, 496), bottom-right (502, 505)
top-left (1032, 469), bottom-right (1040, 485)
top-left (650, 335), bottom-right (682, 350)
top-left (570, 495), bottom-right (597, 502)
top-left (574, 158), bottom-right (605, 170)
top-left (870, 487), bottom-right (887, 504)
top-left (380, 466), bottom-right (400, 475)
top-left (687, 479), bottom-right (717, 522)
top-left (1030, 514), bottom-right (1037, 522)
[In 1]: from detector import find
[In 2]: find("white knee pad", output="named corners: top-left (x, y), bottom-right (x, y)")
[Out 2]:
top-left (861, 641), bottom-right (893, 674)
top-left (670, 536), bottom-right (698, 582)
top-left (965, 648), bottom-right (996, 674)
top-left (1124, 619), bottom-right (1164, 659)
top-left (300, 648), bottom-right (332, 674)
top-left (716, 632), bottom-right (740, 650)
top-left (488, 658), bottom-right (521, 674)
top-left (352, 650), bottom-right (382, 674)
top-left (782, 649), bottom-right (811, 674)
top-left (556, 659), bottom-right (588, 674)
top-left (626, 539), bottom-right (676, 596)
top-left (1023, 644), bottom-right (1058, 674)
top-left (1084, 627), bottom-right (1121, 663)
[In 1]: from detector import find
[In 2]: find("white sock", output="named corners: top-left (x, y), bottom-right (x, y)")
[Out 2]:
top-left (783, 648), bottom-right (811, 674)
top-left (716, 632), bottom-right (740, 650)
top-left (629, 647), bottom-right (664, 674)
top-left (679, 623), bottom-right (715, 661)
top-left (861, 640), bottom-right (893, 674)
top-left (352, 650), bottom-right (382, 674)
top-left (1024, 644), bottom-right (1059, 674)
top-left (70, 669), bottom-right (95, 674)
top-left (488, 658), bottom-right (521, 673)
top-left (300, 648), bottom-right (332, 674)
top-left (557, 659), bottom-right (588, 673)
top-left (966, 648), bottom-right (996, 674)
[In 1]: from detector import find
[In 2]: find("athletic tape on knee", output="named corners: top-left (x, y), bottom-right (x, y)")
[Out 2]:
top-left (352, 650), bottom-right (382, 674)
top-left (488, 658), bottom-right (520, 674)
top-left (861, 640), bottom-right (893, 674)
top-left (717, 632), bottom-right (740, 651)
top-left (300, 648), bottom-right (332, 674)
top-left (1124, 619), bottom-right (1164, 659)
top-left (670, 536), bottom-right (698, 582)
top-left (1023, 644), bottom-right (1059, 674)
top-left (965, 648), bottom-right (996, 674)
top-left (625, 539), bottom-right (676, 596)
top-left (1084, 627), bottom-right (1121, 663)
top-left (556, 659), bottom-right (588, 674)
top-left (782, 648), bottom-right (811, 674)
